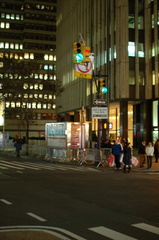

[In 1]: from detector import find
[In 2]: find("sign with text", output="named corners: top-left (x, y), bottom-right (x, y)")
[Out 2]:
top-left (92, 107), bottom-right (108, 119)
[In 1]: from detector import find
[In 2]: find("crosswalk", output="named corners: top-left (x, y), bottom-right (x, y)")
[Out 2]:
top-left (88, 223), bottom-right (159, 240)
top-left (0, 159), bottom-right (99, 173)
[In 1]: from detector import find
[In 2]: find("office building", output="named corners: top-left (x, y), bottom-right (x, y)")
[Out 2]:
top-left (56, 0), bottom-right (159, 147)
top-left (0, 0), bottom-right (57, 140)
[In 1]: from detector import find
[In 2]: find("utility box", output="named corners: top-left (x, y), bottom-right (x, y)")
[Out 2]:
top-left (45, 122), bottom-right (89, 149)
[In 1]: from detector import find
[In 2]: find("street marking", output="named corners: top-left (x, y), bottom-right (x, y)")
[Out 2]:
top-left (89, 226), bottom-right (137, 240)
top-left (132, 223), bottom-right (159, 235)
top-left (0, 199), bottom-right (12, 205)
top-left (0, 160), bottom-right (40, 170)
top-left (0, 162), bottom-right (24, 170)
top-left (27, 213), bottom-right (47, 222)
top-left (0, 225), bottom-right (87, 240)
top-left (0, 166), bottom-right (8, 169)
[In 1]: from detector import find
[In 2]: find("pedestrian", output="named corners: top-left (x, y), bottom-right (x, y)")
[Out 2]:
top-left (145, 142), bottom-right (154, 169)
top-left (138, 140), bottom-right (146, 168)
top-left (112, 139), bottom-right (122, 169)
top-left (14, 139), bottom-right (23, 157)
top-left (123, 142), bottom-right (132, 173)
top-left (154, 139), bottom-right (159, 163)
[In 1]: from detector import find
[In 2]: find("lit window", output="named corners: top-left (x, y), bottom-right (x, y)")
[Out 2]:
top-left (15, 44), bottom-right (19, 49)
top-left (5, 43), bottom-right (9, 49)
top-left (34, 84), bottom-right (38, 90)
top-left (49, 55), bottom-right (53, 61)
top-left (54, 75), bottom-right (56, 80)
top-left (52, 104), bottom-right (56, 109)
top-left (48, 95), bottom-right (52, 99)
top-left (34, 94), bottom-right (38, 98)
top-left (128, 42), bottom-right (135, 57)
top-left (24, 53), bottom-right (29, 59)
top-left (44, 94), bottom-right (47, 99)
top-left (44, 74), bottom-right (48, 80)
top-left (30, 84), bottom-right (33, 89)
top-left (39, 84), bottom-right (43, 90)
top-left (54, 55), bottom-right (56, 61)
top-left (6, 23), bottom-right (10, 29)
top-left (39, 94), bottom-right (43, 98)
top-left (16, 15), bottom-right (20, 20)
top-left (6, 14), bottom-right (10, 19)
top-left (39, 74), bottom-right (43, 79)
top-left (43, 104), bottom-right (47, 109)
top-left (0, 42), bottom-right (4, 48)
top-left (22, 102), bottom-right (26, 108)
top-left (24, 94), bottom-right (28, 98)
top-left (44, 54), bottom-right (49, 60)
top-left (15, 54), bottom-right (19, 59)
top-left (32, 102), bottom-right (36, 108)
top-left (11, 14), bottom-right (15, 20)
top-left (6, 102), bottom-right (10, 108)
top-left (20, 44), bottom-right (23, 50)
top-left (27, 103), bottom-right (31, 108)
top-left (10, 43), bottom-right (14, 49)
top-left (44, 65), bottom-right (48, 70)
top-left (29, 94), bottom-right (33, 98)
top-left (23, 83), bottom-right (28, 89)
top-left (49, 65), bottom-right (53, 70)
top-left (16, 102), bottom-right (21, 107)
top-left (48, 104), bottom-right (51, 109)
top-left (0, 22), bottom-right (5, 28)
top-left (30, 53), bottom-right (34, 59)
top-left (11, 102), bottom-right (15, 108)
top-left (37, 103), bottom-right (41, 109)
top-left (34, 74), bottom-right (38, 79)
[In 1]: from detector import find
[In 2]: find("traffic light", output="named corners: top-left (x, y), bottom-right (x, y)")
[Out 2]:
top-left (99, 78), bottom-right (108, 93)
top-left (82, 46), bottom-right (91, 63)
top-left (73, 42), bottom-right (84, 63)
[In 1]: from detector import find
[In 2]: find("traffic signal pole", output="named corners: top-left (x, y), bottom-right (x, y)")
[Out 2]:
top-left (93, 71), bottom-right (108, 149)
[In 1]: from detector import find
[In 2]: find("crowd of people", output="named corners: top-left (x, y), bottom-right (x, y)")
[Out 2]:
top-left (101, 137), bottom-right (159, 171)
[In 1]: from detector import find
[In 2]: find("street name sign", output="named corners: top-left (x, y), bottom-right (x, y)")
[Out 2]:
top-left (94, 99), bottom-right (107, 105)
top-left (92, 107), bottom-right (108, 119)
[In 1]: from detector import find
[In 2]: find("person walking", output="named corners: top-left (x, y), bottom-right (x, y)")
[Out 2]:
top-left (112, 139), bottom-right (122, 169)
top-left (146, 142), bottom-right (154, 169)
top-left (123, 142), bottom-right (132, 173)
top-left (14, 139), bottom-right (23, 157)
top-left (138, 140), bottom-right (146, 168)
top-left (154, 139), bottom-right (159, 163)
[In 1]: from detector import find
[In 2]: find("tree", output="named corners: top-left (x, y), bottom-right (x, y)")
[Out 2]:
top-left (0, 56), bottom-right (64, 154)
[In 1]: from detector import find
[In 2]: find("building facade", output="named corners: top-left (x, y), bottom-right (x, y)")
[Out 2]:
top-left (0, 0), bottom-right (57, 140)
top-left (56, 0), bottom-right (159, 147)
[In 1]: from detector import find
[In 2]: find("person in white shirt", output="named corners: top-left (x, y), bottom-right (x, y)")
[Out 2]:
top-left (145, 142), bottom-right (154, 169)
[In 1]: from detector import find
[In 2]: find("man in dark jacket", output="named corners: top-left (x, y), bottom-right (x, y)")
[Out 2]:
top-left (138, 140), bottom-right (146, 167)
top-left (112, 140), bottom-right (122, 169)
